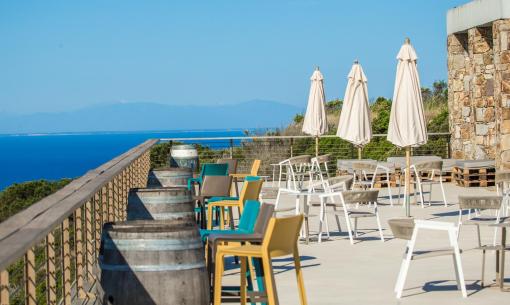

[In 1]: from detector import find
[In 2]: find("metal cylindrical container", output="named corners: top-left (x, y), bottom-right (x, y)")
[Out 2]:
top-left (170, 145), bottom-right (199, 172)
top-left (98, 221), bottom-right (209, 305)
top-left (127, 188), bottom-right (194, 222)
top-left (147, 167), bottom-right (192, 188)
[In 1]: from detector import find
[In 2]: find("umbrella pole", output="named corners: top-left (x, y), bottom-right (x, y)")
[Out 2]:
top-left (315, 136), bottom-right (319, 157)
top-left (405, 147), bottom-right (411, 217)
top-left (358, 147), bottom-right (362, 160)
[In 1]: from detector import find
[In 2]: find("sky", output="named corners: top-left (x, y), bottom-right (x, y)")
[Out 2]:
top-left (0, 0), bottom-right (468, 114)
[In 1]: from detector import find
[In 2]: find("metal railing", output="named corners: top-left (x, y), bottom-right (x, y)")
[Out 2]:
top-left (157, 133), bottom-right (451, 177)
top-left (0, 139), bottom-right (156, 305)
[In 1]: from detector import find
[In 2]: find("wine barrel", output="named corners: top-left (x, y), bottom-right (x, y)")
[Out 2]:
top-left (147, 167), bottom-right (192, 188)
top-left (170, 145), bottom-right (199, 172)
top-left (98, 221), bottom-right (209, 305)
top-left (127, 188), bottom-right (194, 222)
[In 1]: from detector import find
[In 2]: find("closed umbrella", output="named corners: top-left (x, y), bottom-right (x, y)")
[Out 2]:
top-left (302, 67), bottom-right (328, 156)
top-left (387, 38), bottom-right (428, 217)
top-left (337, 60), bottom-right (372, 159)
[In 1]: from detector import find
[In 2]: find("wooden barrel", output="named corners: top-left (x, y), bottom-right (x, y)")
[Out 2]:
top-left (127, 188), bottom-right (195, 222)
top-left (98, 221), bottom-right (209, 305)
top-left (147, 167), bottom-right (192, 188)
top-left (170, 145), bottom-right (199, 172)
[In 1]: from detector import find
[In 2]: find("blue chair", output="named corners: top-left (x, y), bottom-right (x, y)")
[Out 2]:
top-left (188, 163), bottom-right (229, 191)
top-left (200, 199), bottom-right (261, 241)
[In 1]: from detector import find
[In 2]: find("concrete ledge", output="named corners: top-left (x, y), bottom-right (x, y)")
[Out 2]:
top-left (447, 0), bottom-right (510, 34)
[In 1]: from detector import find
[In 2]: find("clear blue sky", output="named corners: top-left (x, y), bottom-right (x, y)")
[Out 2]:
top-left (0, 0), bottom-right (468, 114)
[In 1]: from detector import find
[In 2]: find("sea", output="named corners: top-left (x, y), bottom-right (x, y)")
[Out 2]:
top-left (0, 129), bottom-right (263, 190)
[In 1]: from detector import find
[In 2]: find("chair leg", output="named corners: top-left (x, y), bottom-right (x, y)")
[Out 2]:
top-left (332, 206), bottom-right (342, 232)
top-left (440, 180), bottom-right (448, 207)
top-left (220, 207), bottom-right (225, 230)
top-left (454, 251), bottom-right (467, 297)
top-left (207, 205), bottom-right (214, 230)
top-left (354, 218), bottom-right (358, 238)
top-left (293, 248), bottom-right (308, 305)
top-left (452, 254), bottom-right (462, 290)
top-left (304, 217), bottom-right (310, 245)
top-left (375, 213), bottom-right (384, 242)
top-left (481, 249), bottom-right (486, 287)
top-left (394, 257), bottom-right (407, 293)
top-left (214, 252), bottom-right (225, 305)
top-left (387, 172), bottom-right (394, 206)
top-left (396, 253), bottom-right (412, 298)
top-left (262, 253), bottom-right (279, 305)
top-left (344, 214), bottom-right (354, 245)
top-left (240, 257), bottom-right (247, 305)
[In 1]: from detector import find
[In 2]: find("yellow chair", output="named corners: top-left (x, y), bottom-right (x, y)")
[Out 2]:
top-left (213, 214), bottom-right (308, 305)
top-left (230, 160), bottom-right (262, 195)
top-left (207, 179), bottom-right (263, 230)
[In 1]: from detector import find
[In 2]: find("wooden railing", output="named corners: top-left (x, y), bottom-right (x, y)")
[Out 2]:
top-left (0, 139), bottom-right (157, 305)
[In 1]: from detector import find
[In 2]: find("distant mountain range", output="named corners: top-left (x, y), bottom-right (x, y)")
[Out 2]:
top-left (0, 100), bottom-right (302, 134)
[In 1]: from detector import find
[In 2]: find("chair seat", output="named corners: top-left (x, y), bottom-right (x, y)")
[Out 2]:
top-left (209, 196), bottom-right (238, 202)
top-left (347, 210), bottom-right (375, 218)
top-left (218, 244), bottom-right (263, 257)
top-left (200, 229), bottom-right (251, 241)
top-left (411, 247), bottom-right (458, 260)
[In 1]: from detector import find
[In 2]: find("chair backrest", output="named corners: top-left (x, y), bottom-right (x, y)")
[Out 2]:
top-left (249, 160), bottom-right (261, 176)
top-left (288, 155), bottom-right (312, 166)
top-left (328, 175), bottom-right (353, 191)
top-left (237, 200), bottom-right (261, 233)
top-left (201, 163), bottom-right (229, 177)
top-left (388, 218), bottom-right (415, 240)
top-left (239, 178), bottom-right (264, 207)
top-left (458, 195), bottom-right (503, 210)
top-left (340, 190), bottom-right (379, 204)
top-left (312, 154), bottom-right (330, 164)
top-left (217, 158), bottom-right (238, 175)
top-left (200, 175), bottom-right (233, 197)
top-left (262, 214), bottom-right (304, 257)
top-left (253, 203), bottom-right (275, 235)
top-left (414, 160), bottom-right (442, 172)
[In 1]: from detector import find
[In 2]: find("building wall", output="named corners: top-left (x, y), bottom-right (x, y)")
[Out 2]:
top-left (448, 19), bottom-right (510, 168)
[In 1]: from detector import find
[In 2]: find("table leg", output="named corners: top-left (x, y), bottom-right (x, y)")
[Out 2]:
top-left (500, 227), bottom-right (506, 291)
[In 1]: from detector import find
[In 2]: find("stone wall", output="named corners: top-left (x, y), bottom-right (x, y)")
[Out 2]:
top-left (448, 19), bottom-right (510, 168)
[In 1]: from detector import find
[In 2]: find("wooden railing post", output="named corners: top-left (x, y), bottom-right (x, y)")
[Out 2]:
top-left (62, 218), bottom-right (71, 305)
top-left (75, 207), bottom-right (85, 299)
top-left (85, 200), bottom-right (94, 282)
top-left (108, 181), bottom-right (114, 222)
top-left (0, 270), bottom-right (8, 305)
top-left (46, 233), bottom-right (57, 305)
top-left (24, 248), bottom-right (36, 305)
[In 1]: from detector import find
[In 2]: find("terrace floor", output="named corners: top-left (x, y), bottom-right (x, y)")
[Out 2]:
top-left (220, 182), bottom-right (510, 304)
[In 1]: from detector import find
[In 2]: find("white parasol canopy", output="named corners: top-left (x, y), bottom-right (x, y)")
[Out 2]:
top-left (337, 61), bottom-right (372, 147)
top-left (302, 68), bottom-right (328, 137)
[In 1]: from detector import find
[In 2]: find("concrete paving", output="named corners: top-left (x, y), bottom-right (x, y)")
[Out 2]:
top-left (219, 182), bottom-right (510, 304)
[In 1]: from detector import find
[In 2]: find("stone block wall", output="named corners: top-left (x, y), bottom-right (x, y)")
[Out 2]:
top-left (448, 19), bottom-right (510, 168)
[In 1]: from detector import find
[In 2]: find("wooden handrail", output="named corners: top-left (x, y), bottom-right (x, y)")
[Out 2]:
top-left (0, 139), bottom-right (158, 271)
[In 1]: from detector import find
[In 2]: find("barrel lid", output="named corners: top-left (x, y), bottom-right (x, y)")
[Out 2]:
top-left (129, 187), bottom-right (190, 193)
top-left (151, 167), bottom-right (192, 173)
top-left (171, 145), bottom-right (196, 150)
top-left (104, 220), bottom-right (197, 233)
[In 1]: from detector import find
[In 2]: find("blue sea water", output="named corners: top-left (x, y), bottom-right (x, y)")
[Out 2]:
top-left (0, 129), bottom-right (255, 190)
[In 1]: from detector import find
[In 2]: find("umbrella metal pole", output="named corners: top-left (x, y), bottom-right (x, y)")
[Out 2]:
top-left (315, 136), bottom-right (319, 157)
top-left (405, 147), bottom-right (411, 217)
top-left (358, 147), bottom-right (362, 160)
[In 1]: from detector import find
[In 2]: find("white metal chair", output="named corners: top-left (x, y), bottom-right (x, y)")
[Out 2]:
top-left (457, 195), bottom-right (504, 248)
top-left (411, 160), bottom-right (448, 207)
top-left (496, 171), bottom-right (510, 217)
top-left (319, 190), bottom-right (384, 244)
top-left (388, 218), bottom-right (467, 298)
top-left (352, 162), bottom-right (394, 206)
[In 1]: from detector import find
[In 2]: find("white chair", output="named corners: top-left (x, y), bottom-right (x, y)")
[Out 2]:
top-left (496, 171), bottom-right (510, 217)
top-left (352, 162), bottom-right (394, 206)
top-left (457, 195), bottom-right (504, 247)
top-left (388, 218), bottom-right (467, 298)
top-left (319, 190), bottom-right (384, 244)
top-left (411, 160), bottom-right (448, 207)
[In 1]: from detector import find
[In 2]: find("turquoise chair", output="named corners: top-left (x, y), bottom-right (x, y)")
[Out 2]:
top-left (200, 199), bottom-right (260, 241)
top-left (188, 163), bottom-right (229, 191)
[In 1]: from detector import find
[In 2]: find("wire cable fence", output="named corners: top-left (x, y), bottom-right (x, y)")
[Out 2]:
top-left (154, 133), bottom-right (451, 178)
